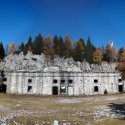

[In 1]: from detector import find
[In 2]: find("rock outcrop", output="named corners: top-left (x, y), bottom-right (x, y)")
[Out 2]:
top-left (0, 51), bottom-right (118, 72)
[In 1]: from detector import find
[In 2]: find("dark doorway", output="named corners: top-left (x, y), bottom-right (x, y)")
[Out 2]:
top-left (94, 86), bottom-right (99, 92)
top-left (0, 84), bottom-right (6, 93)
top-left (118, 85), bottom-right (123, 92)
top-left (28, 86), bottom-right (32, 92)
top-left (52, 86), bottom-right (58, 95)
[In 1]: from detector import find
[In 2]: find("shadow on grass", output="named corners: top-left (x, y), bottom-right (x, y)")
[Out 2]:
top-left (108, 103), bottom-right (125, 120)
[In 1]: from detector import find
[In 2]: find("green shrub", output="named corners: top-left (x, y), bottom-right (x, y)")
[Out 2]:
top-left (104, 89), bottom-right (108, 95)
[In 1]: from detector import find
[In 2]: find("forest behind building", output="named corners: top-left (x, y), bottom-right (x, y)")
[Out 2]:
top-left (0, 34), bottom-right (125, 65)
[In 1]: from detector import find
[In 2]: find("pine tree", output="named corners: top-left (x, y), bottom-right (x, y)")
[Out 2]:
top-left (58, 36), bottom-right (65, 57)
top-left (52, 35), bottom-right (59, 55)
top-left (32, 34), bottom-right (44, 55)
top-left (117, 47), bottom-right (125, 62)
top-left (27, 36), bottom-right (32, 47)
top-left (85, 37), bottom-right (95, 63)
top-left (0, 42), bottom-right (5, 60)
top-left (73, 39), bottom-right (85, 62)
top-left (19, 42), bottom-right (25, 52)
top-left (25, 36), bottom-right (33, 54)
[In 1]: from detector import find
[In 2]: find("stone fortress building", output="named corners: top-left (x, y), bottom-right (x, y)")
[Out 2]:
top-left (0, 51), bottom-right (124, 96)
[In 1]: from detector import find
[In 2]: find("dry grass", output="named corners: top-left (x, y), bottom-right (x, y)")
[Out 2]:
top-left (0, 94), bottom-right (124, 124)
top-left (94, 118), bottom-right (125, 125)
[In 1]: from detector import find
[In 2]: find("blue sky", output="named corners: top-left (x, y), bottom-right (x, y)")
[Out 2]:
top-left (0, 0), bottom-right (125, 49)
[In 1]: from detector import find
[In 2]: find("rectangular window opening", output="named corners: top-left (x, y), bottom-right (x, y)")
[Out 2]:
top-left (68, 80), bottom-right (73, 83)
top-left (53, 79), bottom-right (57, 83)
top-left (28, 79), bottom-right (32, 83)
top-left (118, 79), bottom-right (122, 82)
top-left (94, 86), bottom-right (99, 92)
top-left (61, 80), bottom-right (65, 83)
top-left (94, 79), bottom-right (98, 83)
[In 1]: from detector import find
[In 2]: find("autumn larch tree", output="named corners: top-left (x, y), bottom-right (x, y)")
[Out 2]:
top-left (93, 47), bottom-right (103, 64)
top-left (9, 42), bottom-right (15, 54)
top-left (43, 35), bottom-right (55, 59)
top-left (116, 51), bottom-right (125, 79)
top-left (64, 35), bottom-right (72, 58)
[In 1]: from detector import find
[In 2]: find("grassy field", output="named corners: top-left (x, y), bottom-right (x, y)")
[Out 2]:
top-left (0, 94), bottom-right (125, 125)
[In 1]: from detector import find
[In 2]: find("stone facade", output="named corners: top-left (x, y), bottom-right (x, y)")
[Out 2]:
top-left (0, 52), bottom-right (124, 95)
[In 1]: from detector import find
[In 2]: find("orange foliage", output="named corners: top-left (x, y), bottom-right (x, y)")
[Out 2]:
top-left (93, 48), bottom-right (103, 64)
top-left (9, 42), bottom-right (15, 54)
top-left (116, 51), bottom-right (125, 79)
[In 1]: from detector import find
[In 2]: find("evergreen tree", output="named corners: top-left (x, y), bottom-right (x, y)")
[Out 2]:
top-left (32, 34), bottom-right (44, 55)
top-left (25, 36), bottom-right (33, 53)
top-left (0, 42), bottom-right (5, 60)
top-left (27, 36), bottom-right (32, 46)
top-left (19, 42), bottom-right (25, 52)
top-left (58, 36), bottom-right (65, 57)
top-left (73, 39), bottom-right (85, 62)
top-left (52, 35), bottom-right (59, 55)
top-left (117, 47), bottom-right (125, 62)
top-left (85, 37), bottom-right (95, 63)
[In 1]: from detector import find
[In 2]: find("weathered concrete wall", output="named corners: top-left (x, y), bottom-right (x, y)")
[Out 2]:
top-left (3, 71), bottom-right (125, 95)
top-left (0, 52), bottom-right (124, 96)
top-left (83, 73), bottom-right (124, 95)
